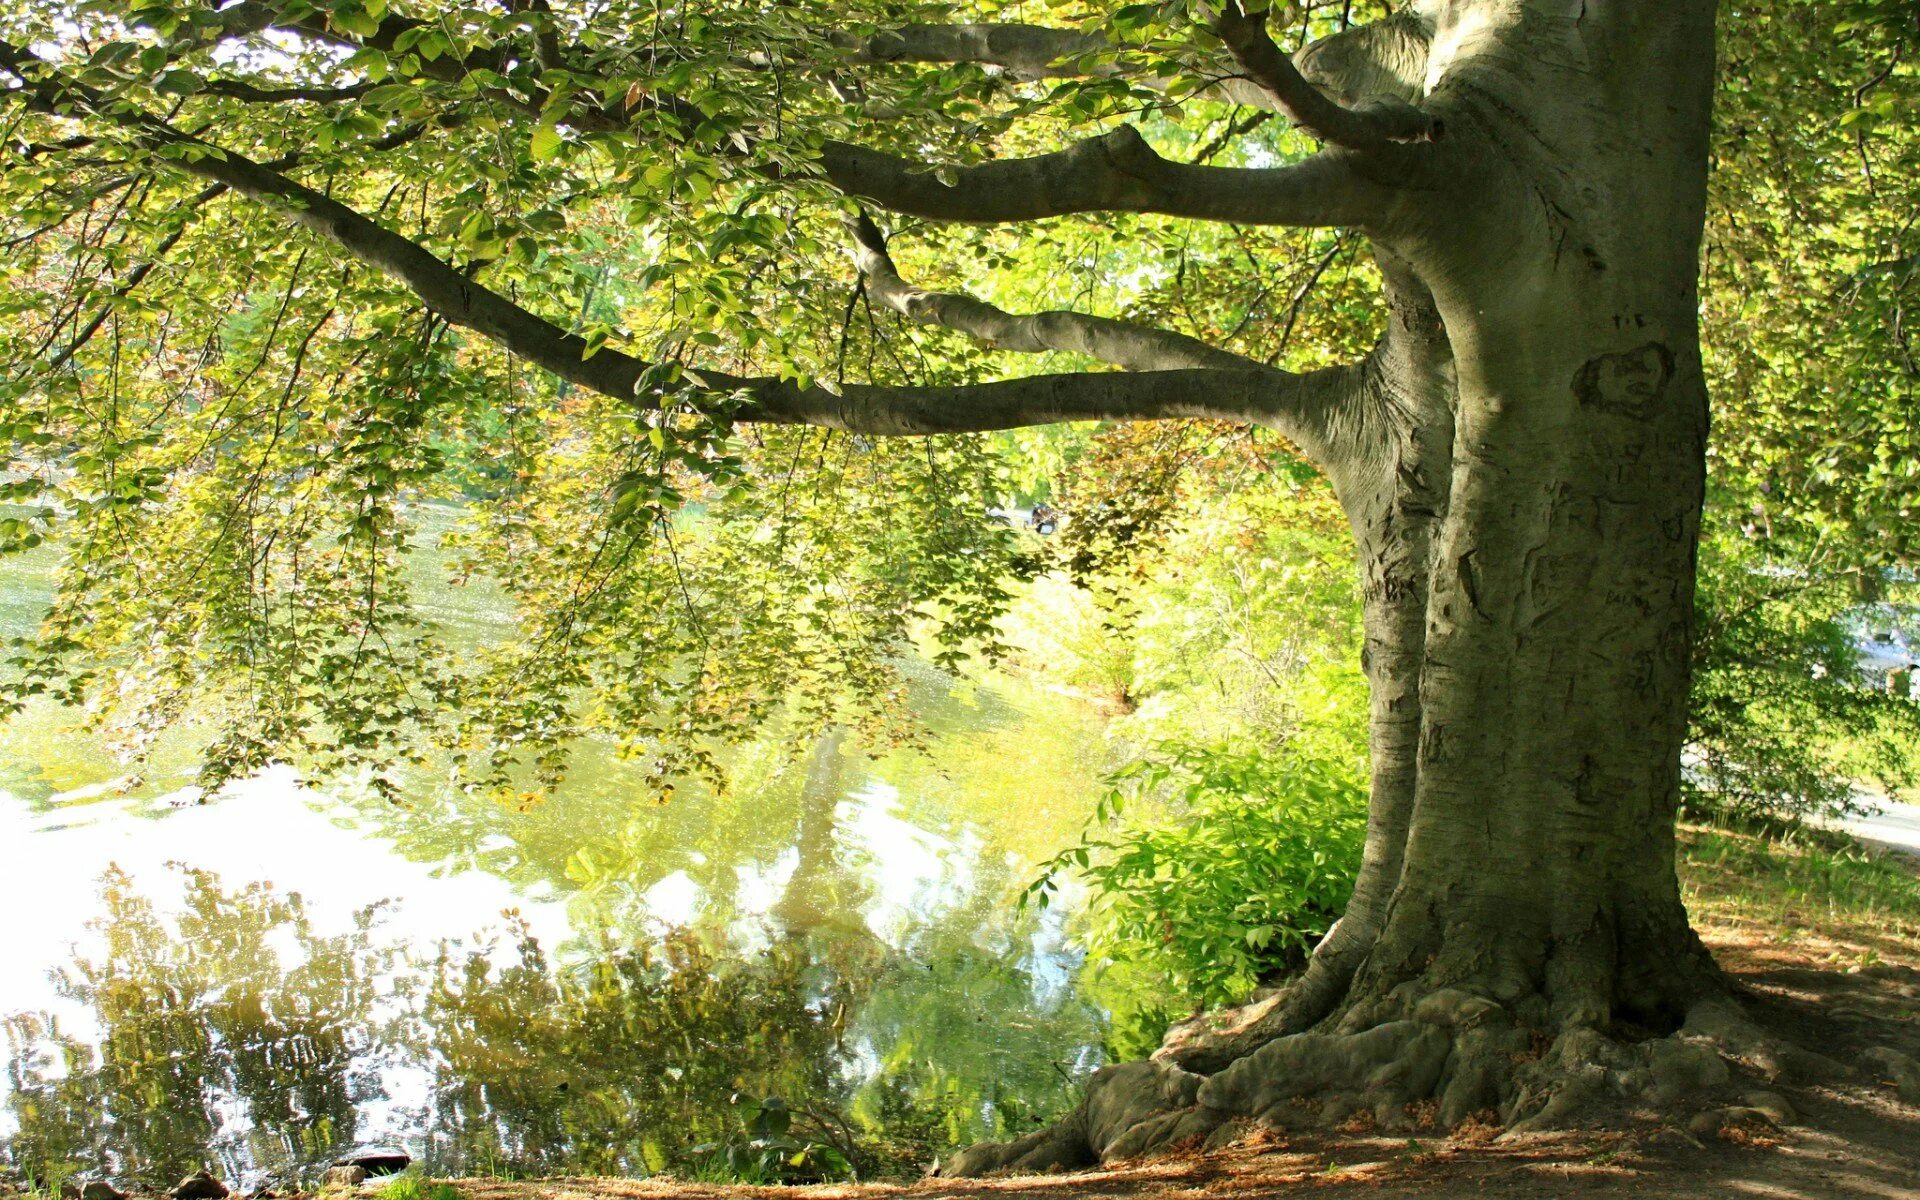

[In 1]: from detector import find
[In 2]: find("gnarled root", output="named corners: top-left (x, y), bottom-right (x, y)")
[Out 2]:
top-left (943, 987), bottom-right (1850, 1176)
top-left (941, 1061), bottom-right (1223, 1175)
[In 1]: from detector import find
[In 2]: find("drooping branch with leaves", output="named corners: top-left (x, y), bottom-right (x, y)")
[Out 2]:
top-left (4, 0), bottom-right (1916, 1167)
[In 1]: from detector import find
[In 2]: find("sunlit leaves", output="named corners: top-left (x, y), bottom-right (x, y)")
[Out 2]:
top-left (0, 0), bottom-right (1096, 793)
top-left (1021, 739), bottom-right (1366, 1008)
top-left (2, 0), bottom-right (1905, 808)
top-left (1707, 0), bottom-right (1920, 565)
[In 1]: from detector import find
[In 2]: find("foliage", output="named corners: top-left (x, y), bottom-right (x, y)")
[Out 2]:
top-left (999, 449), bottom-right (1365, 750)
top-left (1686, 525), bottom-right (1920, 824)
top-left (1024, 740), bottom-right (1367, 1016)
top-left (1706, 0), bottom-right (1920, 570)
top-left (0, 0), bottom-right (1916, 1148)
top-left (1680, 0), bottom-right (1920, 823)
top-left (991, 455), bottom-right (1365, 1058)
top-left (0, 0), bottom-right (1392, 796)
top-left (685, 1095), bottom-right (853, 1185)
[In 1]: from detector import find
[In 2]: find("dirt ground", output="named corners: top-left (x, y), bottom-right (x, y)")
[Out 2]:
top-left (440, 871), bottom-right (1920, 1200)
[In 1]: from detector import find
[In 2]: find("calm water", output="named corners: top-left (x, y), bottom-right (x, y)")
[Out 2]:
top-left (0, 531), bottom-right (1118, 1187)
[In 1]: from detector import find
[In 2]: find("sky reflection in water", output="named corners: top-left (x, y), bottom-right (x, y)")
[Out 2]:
top-left (0, 664), bottom-right (1113, 1186)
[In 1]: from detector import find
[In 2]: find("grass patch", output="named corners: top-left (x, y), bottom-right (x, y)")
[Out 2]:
top-left (372, 1175), bottom-right (458, 1200)
top-left (15, 1170), bottom-right (75, 1200)
top-left (1681, 823), bottom-right (1920, 962)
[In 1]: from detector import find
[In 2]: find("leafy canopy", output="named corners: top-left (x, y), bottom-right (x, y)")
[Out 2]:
top-left (0, 0), bottom-right (1397, 795)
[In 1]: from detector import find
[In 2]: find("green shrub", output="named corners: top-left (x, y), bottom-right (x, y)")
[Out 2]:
top-left (685, 1095), bottom-right (853, 1184)
top-left (1686, 527), bottom-right (1920, 825)
top-left (1024, 741), bottom-right (1367, 1015)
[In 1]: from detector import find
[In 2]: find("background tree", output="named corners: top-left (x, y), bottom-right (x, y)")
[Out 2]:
top-left (1684, 0), bottom-right (1920, 824)
top-left (1, 0), bottom-right (1906, 1168)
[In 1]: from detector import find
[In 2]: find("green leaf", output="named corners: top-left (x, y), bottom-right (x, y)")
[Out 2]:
top-left (153, 69), bottom-right (203, 95)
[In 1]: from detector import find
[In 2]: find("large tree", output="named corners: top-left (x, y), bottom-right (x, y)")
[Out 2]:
top-left (0, 0), bottom-right (1881, 1168)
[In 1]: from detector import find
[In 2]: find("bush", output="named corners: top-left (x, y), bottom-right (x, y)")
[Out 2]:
top-left (1023, 741), bottom-right (1367, 1017)
top-left (1686, 527), bottom-right (1920, 825)
top-left (686, 1095), bottom-right (853, 1184)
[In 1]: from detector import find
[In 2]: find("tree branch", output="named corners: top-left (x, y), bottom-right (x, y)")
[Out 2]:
top-left (846, 212), bottom-right (1257, 371)
top-left (834, 22), bottom-right (1282, 112)
top-left (836, 23), bottom-right (1108, 81)
top-left (203, 7), bottom-right (1382, 227)
top-left (817, 126), bottom-right (1389, 227)
top-left (737, 368), bottom-right (1297, 433)
top-left (199, 79), bottom-right (374, 104)
top-left (1291, 9), bottom-right (1434, 108)
top-left (1211, 3), bottom-right (1438, 151)
top-left (834, 14), bottom-right (1435, 123)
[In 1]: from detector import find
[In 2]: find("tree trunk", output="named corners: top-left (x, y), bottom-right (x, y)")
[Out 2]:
top-left (944, 1), bottom-right (1810, 1172)
top-left (1344, 0), bottom-right (1723, 1047)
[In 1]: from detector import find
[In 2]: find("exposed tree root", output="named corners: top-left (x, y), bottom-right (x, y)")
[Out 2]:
top-left (942, 986), bottom-right (1861, 1177)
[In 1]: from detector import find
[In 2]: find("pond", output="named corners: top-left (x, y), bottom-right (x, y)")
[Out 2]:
top-left (0, 535), bottom-right (1120, 1189)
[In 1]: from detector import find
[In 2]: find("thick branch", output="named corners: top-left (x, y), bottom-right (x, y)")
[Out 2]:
top-left (836, 15), bottom-right (1435, 125)
top-left (1211, 4), bottom-right (1438, 151)
top-left (818, 126), bottom-right (1387, 226)
top-left (834, 22), bottom-right (1285, 112)
top-left (199, 79), bottom-right (374, 104)
top-left (739, 368), bottom-right (1295, 433)
top-left (847, 213), bottom-right (1255, 371)
top-left (1292, 10), bottom-right (1434, 108)
top-left (838, 23), bottom-right (1107, 80)
top-left (161, 143), bottom-right (651, 402)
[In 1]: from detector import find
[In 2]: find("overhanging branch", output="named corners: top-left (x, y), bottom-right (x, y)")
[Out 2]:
top-left (3, 39), bottom-right (1377, 453)
top-left (738, 368), bottom-right (1294, 433)
top-left (202, 6), bottom-right (1387, 228)
top-left (847, 212), bottom-right (1256, 371)
top-left (833, 22), bottom-right (1286, 112)
top-left (835, 12), bottom-right (1439, 142)
top-left (3, 42), bottom-right (1341, 441)
top-left (818, 126), bottom-right (1389, 227)
top-left (837, 23), bottom-right (1108, 80)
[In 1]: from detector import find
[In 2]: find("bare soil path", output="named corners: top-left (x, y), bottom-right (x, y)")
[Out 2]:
top-left (1845, 794), bottom-right (1920, 862)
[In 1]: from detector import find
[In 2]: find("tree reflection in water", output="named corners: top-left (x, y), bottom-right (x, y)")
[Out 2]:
top-left (4, 856), bottom-right (1101, 1184)
top-left (410, 922), bottom-right (865, 1177)
top-left (4, 867), bottom-right (391, 1186)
